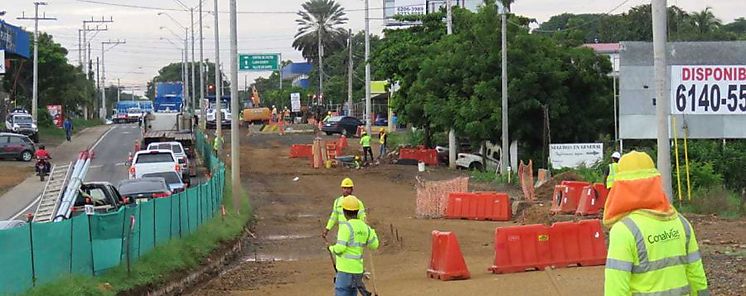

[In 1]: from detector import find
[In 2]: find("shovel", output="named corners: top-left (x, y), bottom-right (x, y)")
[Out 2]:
top-left (323, 237), bottom-right (337, 283)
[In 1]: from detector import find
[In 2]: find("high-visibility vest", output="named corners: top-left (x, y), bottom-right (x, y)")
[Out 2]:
top-left (329, 219), bottom-right (379, 274)
top-left (325, 196), bottom-right (367, 231)
top-left (605, 211), bottom-right (709, 296)
top-left (360, 135), bottom-right (371, 147)
top-left (379, 132), bottom-right (387, 145)
top-left (607, 163), bottom-right (619, 189)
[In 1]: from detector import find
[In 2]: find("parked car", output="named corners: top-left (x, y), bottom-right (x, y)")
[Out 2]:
top-left (0, 132), bottom-right (36, 161)
top-left (435, 140), bottom-right (473, 164)
top-left (117, 177), bottom-right (172, 204)
top-left (455, 141), bottom-right (502, 171)
top-left (0, 220), bottom-right (27, 230)
top-left (70, 182), bottom-right (126, 217)
top-left (321, 116), bottom-right (363, 136)
top-left (146, 141), bottom-right (190, 182)
top-left (129, 149), bottom-right (180, 179)
top-left (4, 112), bottom-right (38, 142)
top-left (142, 171), bottom-right (186, 193)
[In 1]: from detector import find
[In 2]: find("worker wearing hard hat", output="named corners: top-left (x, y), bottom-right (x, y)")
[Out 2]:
top-left (378, 128), bottom-right (388, 159)
top-left (605, 151), bottom-right (622, 189)
top-left (323, 111), bottom-right (332, 123)
top-left (322, 177), bottom-right (367, 240)
top-left (360, 131), bottom-right (373, 163)
top-left (604, 151), bottom-right (708, 296)
top-left (328, 195), bottom-right (379, 296)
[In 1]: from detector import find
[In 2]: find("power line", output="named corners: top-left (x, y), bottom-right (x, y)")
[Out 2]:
top-left (530, 0), bottom-right (635, 33)
top-left (74, 0), bottom-right (395, 14)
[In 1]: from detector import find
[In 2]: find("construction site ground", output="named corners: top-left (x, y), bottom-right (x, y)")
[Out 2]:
top-left (191, 132), bottom-right (746, 296)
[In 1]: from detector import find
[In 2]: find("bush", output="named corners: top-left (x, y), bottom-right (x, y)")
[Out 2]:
top-left (36, 108), bottom-right (55, 128)
top-left (680, 187), bottom-right (745, 218)
top-left (388, 129), bottom-right (425, 148)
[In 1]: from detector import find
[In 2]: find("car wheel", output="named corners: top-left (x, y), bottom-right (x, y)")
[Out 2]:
top-left (21, 150), bottom-right (33, 162)
top-left (469, 162), bottom-right (483, 171)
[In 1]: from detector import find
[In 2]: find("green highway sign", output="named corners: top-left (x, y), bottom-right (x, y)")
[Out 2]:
top-left (239, 53), bottom-right (280, 71)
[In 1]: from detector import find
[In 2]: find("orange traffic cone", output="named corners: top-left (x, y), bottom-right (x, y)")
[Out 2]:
top-left (427, 231), bottom-right (470, 281)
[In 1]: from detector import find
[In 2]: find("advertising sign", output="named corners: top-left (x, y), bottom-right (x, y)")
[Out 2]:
top-left (0, 20), bottom-right (31, 58)
top-left (239, 53), bottom-right (280, 71)
top-left (46, 105), bottom-right (63, 128)
top-left (671, 65), bottom-right (746, 115)
top-left (394, 0), bottom-right (426, 16)
top-left (549, 143), bottom-right (603, 169)
top-left (290, 92), bottom-right (301, 112)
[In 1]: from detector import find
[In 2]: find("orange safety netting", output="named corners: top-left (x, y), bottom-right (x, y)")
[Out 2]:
top-left (518, 160), bottom-right (535, 201)
top-left (415, 176), bottom-right (469, 219)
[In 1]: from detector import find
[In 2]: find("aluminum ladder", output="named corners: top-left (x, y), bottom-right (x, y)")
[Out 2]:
top-left (33, 163), bottom-right (73, 223)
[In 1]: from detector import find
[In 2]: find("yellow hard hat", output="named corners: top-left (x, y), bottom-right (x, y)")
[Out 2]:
top-left (341, 177), bottom-right (354, 188)
top-left (618, 151), bottom-right (655, 173)
top-left (341, 195), bottom-right (361, 211)
top-left (328, 111), bottom-right (332, 115)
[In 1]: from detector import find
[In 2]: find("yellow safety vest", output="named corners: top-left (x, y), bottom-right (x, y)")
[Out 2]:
top-left (329, 219), bottom-right (379, 274)
top-left (360, 135), bottom-right (371, 147)
top-left (605, 211), bottom-right (708, 296)
top-left (607, 163), bottom-right (619, 189)
top-left (325, 196), bottom-right (367, 231)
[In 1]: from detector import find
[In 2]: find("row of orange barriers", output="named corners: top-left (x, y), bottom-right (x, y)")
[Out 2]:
top-left (428, 220), bottom-right (607, 281)
top-left (551, 181), bottom-right (609, 216)
top-left (288, 136), bottom-right (348, 166)
top-left (444, 192), bottom-right (511, 221)
top-left (399, 146), bottom-right (439, 165)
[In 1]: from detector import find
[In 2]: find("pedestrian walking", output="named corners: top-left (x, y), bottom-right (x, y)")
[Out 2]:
top-left (360, 131), bottom-right (373, 163)
top-left (327, 195), bottom-right (379, 296)
top-left (63, 117), bottom-right (73, 141)
top-left (378, 128), bottom-right (388, 159)
top-left (322, 178), bottom-right (366, 240)
top-left (605, 151), bottom-right (621, 189)
top-left (604, 151), bottom-right (708, 296)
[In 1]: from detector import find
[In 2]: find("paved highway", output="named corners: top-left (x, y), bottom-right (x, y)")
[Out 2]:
top-left (85, 124), bottom-right (142, 184)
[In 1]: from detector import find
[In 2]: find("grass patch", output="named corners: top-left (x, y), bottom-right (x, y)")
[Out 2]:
top-left (23, 170), bottom-right (253, 296)
top-left (469, 169), bottom-right (515, 185)
top-left (678, 187), bottom-right (745, 219)
top-left (387, 129), bottom-right (424, 148)
top-left (39, 118), bottom-right (103, 146)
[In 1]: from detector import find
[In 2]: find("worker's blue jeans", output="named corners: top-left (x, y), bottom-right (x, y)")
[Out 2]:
top-left (334, 272), bottom-right (366, 296)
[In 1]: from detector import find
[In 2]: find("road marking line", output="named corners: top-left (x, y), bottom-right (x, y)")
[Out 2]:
top-left (10, 194), bottom-right (42, 220)
top-left (91, 126), bottom-right (116, 151)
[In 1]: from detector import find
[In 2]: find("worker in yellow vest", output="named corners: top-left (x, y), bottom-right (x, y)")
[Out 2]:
top-left (605, 151), bottom-right (621, 189)
top-left (378, 128), bottom-right (388, 159)
top-left (328, 195), bottom-right (379, 296)
top-left (322, 177), bottom-right (367, 240)
top-left (604, 151), bottom-right (708, 296)
top-left (360, 131), bottom-right (373, 163)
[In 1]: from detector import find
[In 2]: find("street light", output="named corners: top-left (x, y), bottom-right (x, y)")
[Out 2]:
top-left (158, 12), bottom-right (191, 113)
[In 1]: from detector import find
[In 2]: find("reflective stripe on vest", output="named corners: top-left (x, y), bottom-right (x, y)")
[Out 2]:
top-left (606, 214), bottom-right (700, 274)
top-left (631, 284), bottom-right (690, 296)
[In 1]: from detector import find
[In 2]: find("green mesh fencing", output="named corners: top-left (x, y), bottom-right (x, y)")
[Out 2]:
top-left (0, 129), bottom-right (227, 294)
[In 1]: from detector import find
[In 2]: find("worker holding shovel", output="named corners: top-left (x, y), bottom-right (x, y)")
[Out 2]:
top-left (327, 195), bottom-right (380, 296)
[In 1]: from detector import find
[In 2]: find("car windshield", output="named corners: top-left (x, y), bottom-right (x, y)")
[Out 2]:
top-left (118, 179), bottom-right (168, 195)
top-left (135, 152), bottom-right (174, 163)
top-left (151, 143), bottom-right (183, 154)
top-left (327, 116), bottom-right (344, 122)
top-left (15, 116), bottom-right (33, 124)
top-left (142, 172), bottom-right (182, 184)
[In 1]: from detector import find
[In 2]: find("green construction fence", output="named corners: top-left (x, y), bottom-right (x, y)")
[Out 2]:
top-left (0, 130), bottom-right (225, 295)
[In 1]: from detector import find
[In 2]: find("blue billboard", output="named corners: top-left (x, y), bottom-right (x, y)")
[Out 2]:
top-left (0, 20), bottom-right (31, 58)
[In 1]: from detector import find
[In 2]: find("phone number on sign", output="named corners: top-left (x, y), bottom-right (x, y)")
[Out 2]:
top-left (672, 83), bottom-right (746, 114)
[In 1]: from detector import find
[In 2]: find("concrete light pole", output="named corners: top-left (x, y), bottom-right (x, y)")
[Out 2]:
top-left (213, 0), bottom-right (222, 138)
top-left (500, 2), bottom-right (509, 174)
top-left (447, 0), bottom-right (456, 169)
top-left (364, 0), bottom-right (372, 134)
top-left (199, 1), bottom-right (206, 130)
top-left (229, 0), bottom-right (241, 212)
top-left (17, 2), bottom-right (55, 122)
top-left (652, 0), bottom-right (673, 200)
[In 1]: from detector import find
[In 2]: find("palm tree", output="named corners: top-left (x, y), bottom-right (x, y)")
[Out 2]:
top-left (293, 0), bottom-right (348, 95)
top-left (690, 7), bottom-right (721, 34)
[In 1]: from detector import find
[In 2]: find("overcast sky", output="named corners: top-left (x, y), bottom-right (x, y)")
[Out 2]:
top-left (3, 0), bottom-right (741, 96)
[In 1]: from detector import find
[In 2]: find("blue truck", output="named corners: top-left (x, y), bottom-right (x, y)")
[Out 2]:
top-left (154, 82), bottom-right (184, 113)
top-left (113, 100), bottom-right (154, 123)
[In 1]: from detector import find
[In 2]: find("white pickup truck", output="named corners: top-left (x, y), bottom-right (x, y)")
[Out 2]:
top-left (455, 141), bottom-right (502, 171)
top-left (129, 149), bottom-right (180, 180)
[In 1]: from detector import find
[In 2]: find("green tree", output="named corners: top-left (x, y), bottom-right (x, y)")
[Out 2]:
top-left (146, 61), bottom-right (226, 100)
top-left (292, 0), bottom-right (348, 63)
top-left (690, 7), bottom-right (721, 35)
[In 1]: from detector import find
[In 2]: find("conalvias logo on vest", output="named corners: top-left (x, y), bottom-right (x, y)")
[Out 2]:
top-left (647, 228), bottom-right (681, 244)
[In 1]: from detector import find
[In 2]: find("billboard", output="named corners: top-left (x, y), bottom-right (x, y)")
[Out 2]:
top-left (549, 143), bottom-right (603, 169)
top-left (0, 20), bottom-right (31, 58)
top-left (618, 41), bottom-right (746, 139)
top-left (394, 0), bottom-right (427, 16)
top-left (47, 105), bottom-right (63, 128)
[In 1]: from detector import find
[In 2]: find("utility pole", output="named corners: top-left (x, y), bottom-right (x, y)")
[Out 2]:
top-left (446, 0), bottom-right (456, 169)
top-left (652, 0), bottom-right (673, 200)
top-left (199, 0), bottom-right (205, 130)
top-left (500, 2), bottom-right (509, 174)
top-left (364, 0), bottom-right (372, 134)
top-left (229, 0), bottom-right (241, 213)
top-left (214, 0), bottom-right (222, 138)
top-left (190, 8), bottom-right (196, 115)
top-left (18, 2), bottom-right (56, 122)
top-left (96, 57), bottom-right (100, 117)
top-left (117, 78), bottom-right (121, 102)
top-left (347, 29), bottom-right (353, 117)
top-left (101, 39), bottom-right (126, 119)
top-left (78, 29), bottom-right (82, 67)
top-left (82, 17), bottom-right (113, 80)
top-left (318, 29), bottom-right (324, 102)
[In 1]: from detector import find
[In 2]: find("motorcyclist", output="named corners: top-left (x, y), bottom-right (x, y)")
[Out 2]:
top-left (35, 145), bottom-right (52, 174)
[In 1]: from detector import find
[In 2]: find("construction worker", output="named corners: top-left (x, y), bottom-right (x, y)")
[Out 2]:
top-left (378, 128), bottom-right (388, 159)
top-left (322, 177), bottom-right (366, 240)
top-left (360, 131), bottom-right (373, 163)
top-left (605, 151), bottom-right (621, 189)
top-left (604, 151), bottom-right (708, 296)
top-left (323, 111), bottom-right (332, 123)
top-left (328, 195), bottom-right (379, 296)
top-left (213, 133), bottom-right (223, 154)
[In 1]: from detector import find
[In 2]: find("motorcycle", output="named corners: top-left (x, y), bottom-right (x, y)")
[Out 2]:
top-left (36, 158), bottom-right (50, 181)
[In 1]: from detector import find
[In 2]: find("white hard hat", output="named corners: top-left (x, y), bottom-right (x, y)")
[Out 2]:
top-left (611, 152), bottom-right (621, 159)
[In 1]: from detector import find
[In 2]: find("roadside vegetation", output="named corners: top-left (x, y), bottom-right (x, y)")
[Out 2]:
top-left (37, 110), bottom-right (103, 145)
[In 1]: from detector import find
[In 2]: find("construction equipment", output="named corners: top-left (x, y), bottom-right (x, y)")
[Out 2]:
top-left (32, 163), bottom-right (73, 223)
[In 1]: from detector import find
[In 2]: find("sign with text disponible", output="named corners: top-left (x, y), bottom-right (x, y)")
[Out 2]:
top-left (239, 53), bottom-right (280, 71)
top-left (290, 92), bottom-right (301, 112)
top-left (549, 143), bottom-right (604, 169)
top-left (671, 65), bottom-right (746, 115)
top-left (394, 0), bottom-right (426, 16)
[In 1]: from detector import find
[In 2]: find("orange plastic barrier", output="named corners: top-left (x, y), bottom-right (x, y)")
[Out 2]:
top-left (427, 231), bottom-right (470, 281)
top-left (489, 219), bottom-right (607, 274)
top-left (445, 192), bottom-right (511, 221)
top-left (338, 135), bottom-right (348, 150)
top-left (575, 183), bottom-right (609, 216)
top-left (550, 181), bottom-right (590, 214)
top-left (289, 144), bottom-right (313, 158)
top-left (325, 141), bottom-right (341, 160)
top-left (399, 147), bottom-right (439, 165)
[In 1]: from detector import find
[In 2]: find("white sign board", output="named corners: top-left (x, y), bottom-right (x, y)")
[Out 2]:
top-left (0, 50), bottom-right (5, 74)
top-left (290, 92), bottom-right (301, 112)
top-left (549, 143), bottom-right (603, 169)
top-left (670, 65), bottom-right (746, 115)
top-left (394, 0), bottom-right (426, 16)
top-left (84, 205), bottom-right (95, 216)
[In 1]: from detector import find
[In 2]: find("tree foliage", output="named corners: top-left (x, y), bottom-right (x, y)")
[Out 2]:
top-left (292, 0), bottom-right (349, 63)
top-left (145, 61), bottom-right (226, 99)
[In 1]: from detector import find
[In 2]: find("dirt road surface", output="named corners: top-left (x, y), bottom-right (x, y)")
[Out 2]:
top-left (191, 133), bottom-right (745, 295)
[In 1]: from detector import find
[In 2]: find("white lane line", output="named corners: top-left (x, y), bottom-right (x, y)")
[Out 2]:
top-left (91, 125), bottom-right (116, 151)
top-left (10, 194), bottom-right (42, 220)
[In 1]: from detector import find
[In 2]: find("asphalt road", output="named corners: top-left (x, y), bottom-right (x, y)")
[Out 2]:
top-left (85, 124), bottom-right (141, 184)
